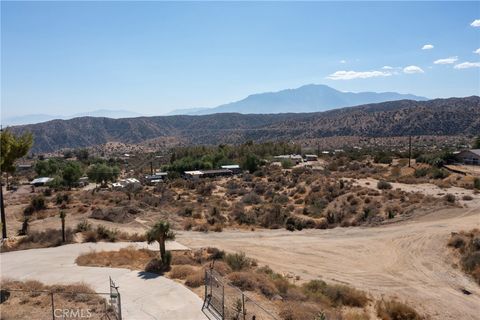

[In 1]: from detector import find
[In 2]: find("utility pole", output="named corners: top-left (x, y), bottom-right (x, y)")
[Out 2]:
top-left (0, 125), bottom-right (6, 239)
top-left (408, 135), bottom-right (412, 167)
top-left (150, 161), bottom-right (153, 175)
top-left (1, 183), bottom-right (6, 239)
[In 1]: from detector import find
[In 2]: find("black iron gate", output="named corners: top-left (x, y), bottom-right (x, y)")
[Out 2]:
top-left (203, 269), bottom-right (279, 320)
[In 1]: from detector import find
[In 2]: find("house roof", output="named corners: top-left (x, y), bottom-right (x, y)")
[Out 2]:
top-left (201, 169), bottom-right (232, 174)
top-left (30, 177), bottom-right (53, 185)
top-left (221, 165), bottom-right (240, 169)
top-left (184, 170), bottom-right (204, 175)
top-left (459, 149), bottom-right (480, 156)
top-left (470, 149), bottom-right (480, 156)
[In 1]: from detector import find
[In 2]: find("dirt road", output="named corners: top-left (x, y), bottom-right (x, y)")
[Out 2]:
top-left (177, 206), bottom-right (480, 319)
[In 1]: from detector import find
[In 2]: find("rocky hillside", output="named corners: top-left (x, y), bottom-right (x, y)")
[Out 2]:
top-left (11, 96), bottom-right (480, 153)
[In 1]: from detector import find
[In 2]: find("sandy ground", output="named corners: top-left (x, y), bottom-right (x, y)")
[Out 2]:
top-left (177, 205), bottom-right (480, 320)
top-left (354, 177), bottom-right (480, 207)
top-left (0, 241), bottom-right (207, 320)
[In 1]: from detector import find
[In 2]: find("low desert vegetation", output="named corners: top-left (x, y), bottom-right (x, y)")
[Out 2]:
top-left (76, 247), bottom-right (423, 319)
top-left (376, 299), bottom-right (424, 320)
top-left (1, 229), bottom-right (75, 252)
top-left (448, 229), bottom-right (480, 285)
top-left (0, 280), bottom-right (111, 320)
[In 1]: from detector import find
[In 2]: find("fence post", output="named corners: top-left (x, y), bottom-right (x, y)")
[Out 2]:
top-left (51, 292), bottom-right (55, 320)
top-left (242, 293), bottom-right (246, 320)
top-left (222, 284), bottom-right (225, 320)
top-left (204, 269), bottom-right (208, 300)
top-left (117, 292), bottom-right (122, 320)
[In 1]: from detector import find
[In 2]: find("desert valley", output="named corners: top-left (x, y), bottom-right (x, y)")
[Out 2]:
top-left (1, 1), bottom-right (480, 319)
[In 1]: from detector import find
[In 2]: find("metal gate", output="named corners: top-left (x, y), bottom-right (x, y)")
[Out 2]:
top-left (202, 269), bottom-right (279, 320)
top-left (109, 277), bottom-right (122, 320)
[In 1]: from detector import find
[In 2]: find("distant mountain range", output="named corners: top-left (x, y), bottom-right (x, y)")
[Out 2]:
top-left (167, 84), bottom-right (428, 115)
top-left (10, 96), bottom-right (479, 153)
top-left (4, 85), bottom-right (427, 125)
top-left (2, 109), bottom-right (143, 126)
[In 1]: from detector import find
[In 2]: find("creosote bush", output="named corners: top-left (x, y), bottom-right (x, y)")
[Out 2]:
top-left (224, 252), bottom-right (254, 271)
top-left (377, 180), bottom-right (392, 190)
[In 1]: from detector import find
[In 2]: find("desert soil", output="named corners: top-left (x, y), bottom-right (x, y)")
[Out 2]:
top-left (177, 204), bottom-right (480, 319)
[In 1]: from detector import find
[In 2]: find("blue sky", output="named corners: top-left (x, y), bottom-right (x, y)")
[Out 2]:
top-left (1, 1), bottom-right (479, 118)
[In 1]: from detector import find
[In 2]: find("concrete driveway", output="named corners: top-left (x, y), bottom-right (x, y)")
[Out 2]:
top-left (0, 241), bottom-right (207, 320)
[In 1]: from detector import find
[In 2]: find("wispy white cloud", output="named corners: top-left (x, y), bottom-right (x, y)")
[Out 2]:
top-left (474, 48), bottom-right (480, 55)
top-left (422, 44), bottom-right (434, 50)
top-left (382, 66), bottom-right (394, 70)
top-left (339, 60), bottom-right (347, 64)
top-left (454, 61), bottom-right (480, 69)
top-left (433, 56), bottom-right (458, 65)
top-left (471, 19), bottom-right (480, 27)
top-left (326, 70), bottom-right (392, 80)
top-left (403, 66), bottom-right (424, 74)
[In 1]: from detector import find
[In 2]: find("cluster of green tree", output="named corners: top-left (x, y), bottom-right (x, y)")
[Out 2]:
top-left (35, 156), bottom-right (121, 187)
top-left (86, 163), bottom-right (120, 186)
top-left (163, 141), bottom-right (300, 173)
top-left (35, 159), bottom-right (84, 187)
top-left (415, 150), bottom-right (456, 168)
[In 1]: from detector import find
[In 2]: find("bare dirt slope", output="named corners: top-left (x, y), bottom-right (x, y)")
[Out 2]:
top-left (177, 205), bottom-right (480, 319)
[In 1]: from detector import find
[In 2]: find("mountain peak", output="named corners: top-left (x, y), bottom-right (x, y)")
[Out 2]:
top-left (178, 84), bottom-right (428, 115)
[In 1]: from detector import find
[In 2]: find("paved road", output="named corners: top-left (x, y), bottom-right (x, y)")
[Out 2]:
top-left (0, 242), bottom-right (208, 320)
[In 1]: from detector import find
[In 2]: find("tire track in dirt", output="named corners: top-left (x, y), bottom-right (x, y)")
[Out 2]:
top-left (177, 206), bottom-right (480, 319)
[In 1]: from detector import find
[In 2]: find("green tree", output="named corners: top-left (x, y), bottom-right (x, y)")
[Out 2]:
top-left (87, 163), bottom-right (120, 186)
top-left (146, 220), bottom-right (175, 264)
top-left (0, 129), bottom-right (33, 238)
top-left (62, 162), bottom-right (83, 186)
top-left (0, 129), bottom-right (33, 177)
top-left (242, 153), bottom-right (259, 173)
top-left (35, 159), bottom-right (61, 176)
top-left (59, 210), bottom-right (66, 242)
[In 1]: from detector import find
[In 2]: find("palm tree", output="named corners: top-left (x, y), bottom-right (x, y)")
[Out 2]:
top-left (146, 220), bottom-right (175, 264)
top-left (59, 210), bottom-right (66, 242)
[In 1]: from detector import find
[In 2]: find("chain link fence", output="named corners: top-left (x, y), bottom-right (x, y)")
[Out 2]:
top-left (203, 269), bottom-right (279, 320)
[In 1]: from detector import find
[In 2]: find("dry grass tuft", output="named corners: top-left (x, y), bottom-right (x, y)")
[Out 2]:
top-left (184, 270), bottom-right (205, 288)
top-left (169, 265), bottom-right (196, 279)
top-left (376, 299), bottom-right (423, 320)
top-left (75, 247), bottom-right (155, 270)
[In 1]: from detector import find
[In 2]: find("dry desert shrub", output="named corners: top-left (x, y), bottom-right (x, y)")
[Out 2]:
top-left (227, 272), bottom-right (258, 291)
top-left (376, 299), bottom-right (423, 320)
top-left (169, 265), bottom-right (196, 279)
top-left (75, 247), bottom-right (155, 270)
top-left (204, 261), bottom-right (232, 276)
top-left (448, 229), bottom-right (480, 284)
top-left (184, 270), bottom-right (205, 288)
top-left (343, 310), bottom-right (370, 320)
top-left (1, 229), bottom-right (74, 252)
top-left (224, 251), bottom-right (255, 271)
top-left (172, 251), bottom-right (197, 265)
top-left (302, 280), bottom-right (368, 308)
top-left (279, 301), bottom-right (325, 320)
